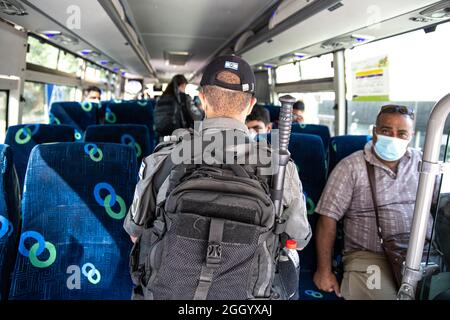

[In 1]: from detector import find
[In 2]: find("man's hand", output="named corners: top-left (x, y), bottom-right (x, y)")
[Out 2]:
top-left (313, 270), bottom-right (342, 297)
top-left (130, 236), bottom-right (138, 243)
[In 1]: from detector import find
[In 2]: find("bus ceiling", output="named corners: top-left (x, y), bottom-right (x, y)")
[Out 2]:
top-left (0, 0), bottom-right (449, 82)
top-left (238, 0), bottom-right (450, 67)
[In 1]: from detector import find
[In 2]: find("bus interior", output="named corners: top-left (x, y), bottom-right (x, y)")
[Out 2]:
top-left (0, 0), bottom-right (449, 301)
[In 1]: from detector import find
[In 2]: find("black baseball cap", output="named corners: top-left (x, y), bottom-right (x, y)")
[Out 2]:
top-left (200, 55), bottom-right (256, 95)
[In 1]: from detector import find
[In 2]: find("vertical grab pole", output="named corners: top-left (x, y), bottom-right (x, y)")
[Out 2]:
top-left (397, 93), bottom-right (450, 300)
top-left (272, 95), bottom-right (296, 218)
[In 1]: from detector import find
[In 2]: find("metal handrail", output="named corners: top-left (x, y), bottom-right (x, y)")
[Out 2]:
top-left (397, 93), bottom-right (450, 300)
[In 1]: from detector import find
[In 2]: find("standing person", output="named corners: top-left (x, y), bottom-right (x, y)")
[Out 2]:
top-left (124, 55), bottom-right (311, 300)
top-left (154, 75), bottom-right (196, 140)
top-left (313, 105), bottom-right (433, 300)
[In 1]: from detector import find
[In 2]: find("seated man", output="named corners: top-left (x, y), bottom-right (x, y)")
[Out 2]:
top-left (83, 85), bottom-right (102, 103)
top-left (293, 100), bottom-right (305, 124)
top-left (313, 105), bottom-right (432, 300)
top-left (246, 105), bottom-right (272, 138)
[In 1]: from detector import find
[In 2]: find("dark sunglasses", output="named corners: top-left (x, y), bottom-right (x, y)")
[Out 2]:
top-left (379, 105), bottom-right (415, 120)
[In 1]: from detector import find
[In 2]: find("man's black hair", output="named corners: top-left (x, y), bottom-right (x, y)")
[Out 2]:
top-left (85, 86), bottom-right (102, 95)
top-left (293, 100), bottom-right (305, 111)
top-left (246, 105), bottom-right (271, 125)
top-left (375, 104), bottom-right (415, 126)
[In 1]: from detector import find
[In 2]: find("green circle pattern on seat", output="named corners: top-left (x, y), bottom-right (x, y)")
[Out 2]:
top-left (105, 108), bottom-right (117, 124)
top-left (29, 241), bottom-right (57, 268)
top-left (80, 101), bottom-right (93, 112)
top-left (14, 125), bottom-right (40, 145)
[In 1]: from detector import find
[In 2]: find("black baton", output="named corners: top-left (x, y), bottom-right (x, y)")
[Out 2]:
top-left (272, 95), bottom-right (295, 218)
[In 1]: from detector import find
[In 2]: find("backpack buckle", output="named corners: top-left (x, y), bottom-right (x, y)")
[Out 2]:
top-left (206, 243), bottom-right (222, 268)
top-left (274, 218), bottom-right (287, 235)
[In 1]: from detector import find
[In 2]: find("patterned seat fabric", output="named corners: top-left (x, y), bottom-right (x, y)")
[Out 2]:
top-left (85, 124), bottom-right (152, 166)
top-left (9, 143), bottom-right (137, 300)
top-left (49, 101), bottom-right (103, 137)
top-left (291, 124), bottom-right (331, 154)
top-left (4, 125), bottom-right (75, 191)
top-left (0, 145), bottom-right (21, 300)
top-left (262, 104), bottom-right (281, 123)
top-left (328, 135), bottom-right (372, 174)
top-left (101, 100), bottom-right (156, 151)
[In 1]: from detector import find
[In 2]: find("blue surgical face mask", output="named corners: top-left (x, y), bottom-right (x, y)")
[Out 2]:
top-left (374, 134), bottom-right (410, 162)
top-left (248, 129), bottom-right (258, 141)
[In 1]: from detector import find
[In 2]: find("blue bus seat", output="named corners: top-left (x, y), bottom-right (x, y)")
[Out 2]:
top-left (101, 100), bottom-right (156, 150)
top-left (8, 143), bottom-right (137, 300)
top-left (291, 124), bottom-right (331, 153)
top-left (49, 102), bottom-right (103, 135)
top-left (85, 124), bottom-right (152, 166)
top-left (4, 125), bottom-right (75, 191)
top-left (0, 145), bottom-right (21, 300)
top-left (328, 135), bottom-right (372, 174)
top-left (262, 104), bottom-right (281, 123)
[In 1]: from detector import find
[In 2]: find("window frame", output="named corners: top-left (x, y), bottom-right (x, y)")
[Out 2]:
top-left (26, 34), bottom-right (117, 81)
top-left (0, 90), bottom-right (9, 140)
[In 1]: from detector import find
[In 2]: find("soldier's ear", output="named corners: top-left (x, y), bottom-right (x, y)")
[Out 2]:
top-left (246, 97), bottom-right (258, 116)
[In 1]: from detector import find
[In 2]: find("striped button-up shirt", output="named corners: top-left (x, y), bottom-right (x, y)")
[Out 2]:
top-left (316, 141), bottom-right (433, 254)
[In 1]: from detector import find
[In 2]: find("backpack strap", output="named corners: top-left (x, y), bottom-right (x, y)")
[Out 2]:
top-left (152, 128), bottom-right (194, 194)
top-left (152, 154), bottom-right (175, 198)
top-left (194, 218), bottom-right (225, 300)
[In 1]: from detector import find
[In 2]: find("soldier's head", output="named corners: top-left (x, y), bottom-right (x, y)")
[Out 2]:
top-left (199, 55), bottom-right (257, 123)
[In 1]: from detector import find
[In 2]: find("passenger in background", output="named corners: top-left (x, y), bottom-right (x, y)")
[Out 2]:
top-left (293, 100), bottom-right (305, 124)
top-left (190, 95), bottom-right (205, 122)
top-left (193, 96), bottom-right (202, 110)
top-left (154, 74), bottom-right (196, 140)
top-left (313, 105), bottom-right (433, 300)
top-left (83, 86), bottom-right (102, 103)
top-left (246, 105), bottom-right (272, 139)
top-left (137, 90), bottom-right (151, 100)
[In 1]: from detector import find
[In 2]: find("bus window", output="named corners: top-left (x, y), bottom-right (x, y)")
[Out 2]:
top-left (0, 91), bottom-right (7, 143)
top-left (278, 91), bottom-right (336, 135)
top-left (275, 53), bottom-right (335, 133)
top-left (276, 63), bottom-right (301, 84)
top-left (57, 51), bottom-right (82, 75)
top-left (299, 54), bottom-right (334, 80)
top-left (345, 21), bottom-right (450, 157)
top-left (21, 81), bottom-right (46, 124)
top-left (26, 36), bottom-right (59, 70)
top-left (22, 82), bottom-right (79, 124)
top-left (434, 134), bottom-right (450, 272)
top-left (85, 62), bottom-right (102, 82)
top-left (48, 85), bottom-right (77, 106)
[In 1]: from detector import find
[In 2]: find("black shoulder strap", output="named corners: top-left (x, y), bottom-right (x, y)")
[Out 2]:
top-left (151, 129), bottom-right (194, 198)
top-left (365, 160), bottom-right (385, 245)
top-left (152, 154), bottom-right (175, 197)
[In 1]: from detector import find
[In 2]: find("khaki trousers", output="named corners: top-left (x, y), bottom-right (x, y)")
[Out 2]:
top-left (341, 250), bottom-right (398, 300)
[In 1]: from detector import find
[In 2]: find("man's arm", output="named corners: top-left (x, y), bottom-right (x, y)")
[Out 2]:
top-left (123, 149), bottom-right (172, 242)
top-left (281, 161), bottom-right (312, 249)
top-left (312, 158), bottom-right (355, 297)
top-left (313, 216), bottom-right (341, 297)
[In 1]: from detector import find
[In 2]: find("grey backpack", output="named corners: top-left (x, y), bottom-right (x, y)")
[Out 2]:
top-left (130, 133), bottom-right (289, 300)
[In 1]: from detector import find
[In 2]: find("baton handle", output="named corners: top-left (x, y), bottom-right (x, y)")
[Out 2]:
top-left (272, 95), bottom-right (296, 218)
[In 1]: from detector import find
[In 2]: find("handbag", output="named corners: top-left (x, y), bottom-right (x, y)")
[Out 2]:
top-left (365, 161), bottom-right (432, 288)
